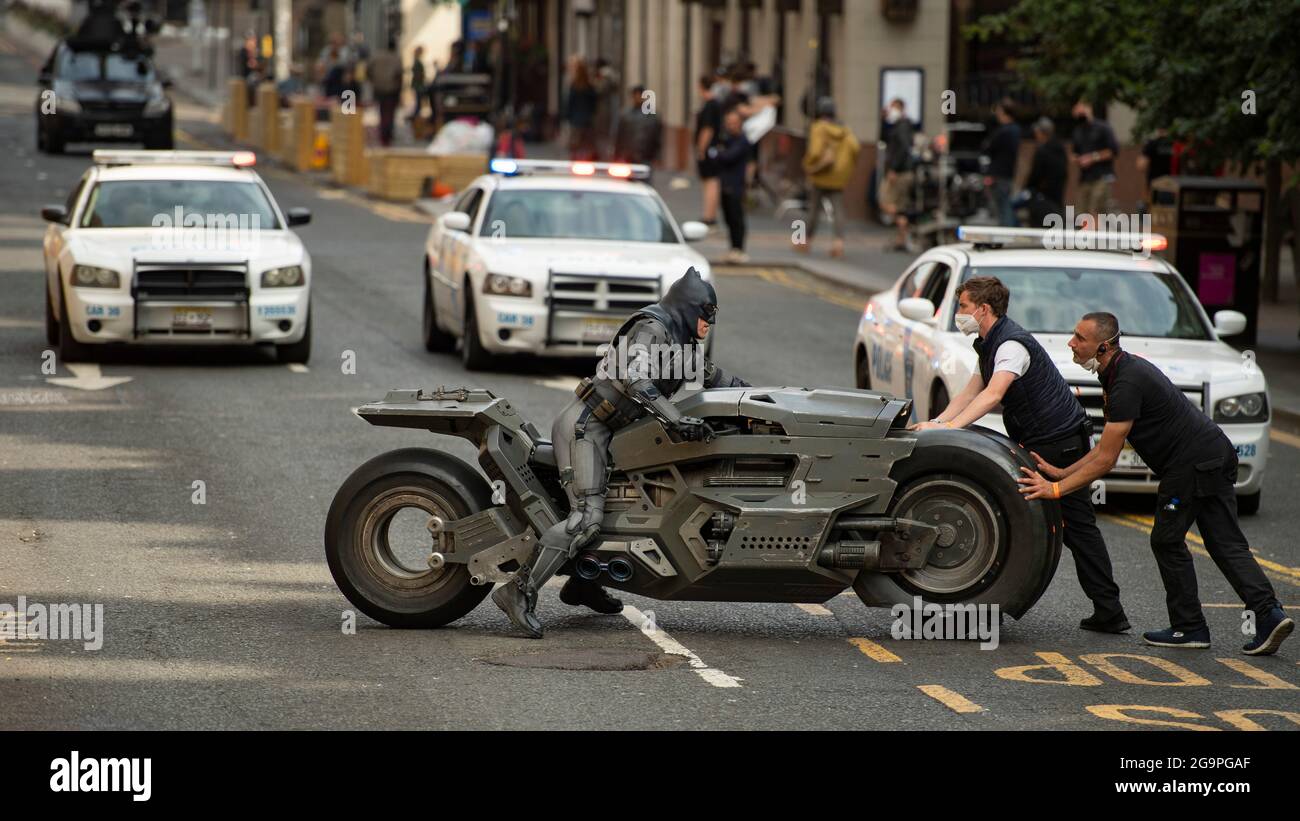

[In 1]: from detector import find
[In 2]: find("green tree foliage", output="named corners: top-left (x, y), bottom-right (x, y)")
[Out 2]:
top-left (968, 0), bottom-right (1300, 171)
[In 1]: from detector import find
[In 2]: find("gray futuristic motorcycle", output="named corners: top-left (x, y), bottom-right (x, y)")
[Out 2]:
top-left (324, 385), bottom-right (1062, 627)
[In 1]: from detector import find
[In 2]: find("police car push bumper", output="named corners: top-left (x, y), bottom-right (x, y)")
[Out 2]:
top-left (66, 283), bottom-right (309, 344)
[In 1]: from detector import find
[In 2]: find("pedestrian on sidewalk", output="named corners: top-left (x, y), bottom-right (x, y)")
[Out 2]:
top-left (984, 97), bottom-right (1022, 227)
top-left (798, 96), bottom-right (859, 259)
top-left (369, 38), bottom-right (404, 147)
top-left (409, 46), bottom-right (427, 122)
top-left (317, 33), bottom-right (351, 101)
top-left (880, 98), bottom-right (916, 252)
top-left (708, 107), bottom-right (752, 263)
top-left (1024, 117), bottom-right (1067, 228)
top-left (612, 85), bottom-right (663, 178)
top-left (562, 56), bottom-right (598, 160)
top-left (1069, 100), bottom-right (1119, 227)
top-left (694, 75), bottom-right (723, 228)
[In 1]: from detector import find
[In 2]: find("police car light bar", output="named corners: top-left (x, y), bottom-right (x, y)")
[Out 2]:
top-left (92, 150), bottom-right (258, 168)
top-left (956, 225), bottom-right (1168, 253)
top-left (488, 158), bottom-right (650, 180)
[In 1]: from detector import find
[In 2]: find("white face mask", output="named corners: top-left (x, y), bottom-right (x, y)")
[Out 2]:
top-left (1079, 333), bottom-right (1120, 373)
top-left (955, 312), bottom-right (980, 336)
top-left (886, 108), bottom-right (902, 124)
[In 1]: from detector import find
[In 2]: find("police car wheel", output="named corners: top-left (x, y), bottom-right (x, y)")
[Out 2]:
top-left (855, 347), bottom-right (871, 389)
top-left (460, 293), bottom-right (492, 371)
top-left (1237, 491), bottom-right (1260, 516)
top-left (324, 448), bottom-right (495, 628)
top-left (853, 429), bottom-right (1061, 619)
top-left (421, 274), bottom-right (455, 353)
top-left (45, 284), bottom-right (59, 346)
top-left (57, 285), bottom-right (94, 362)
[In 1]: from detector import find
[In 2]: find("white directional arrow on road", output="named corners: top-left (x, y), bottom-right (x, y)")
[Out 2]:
top-left (45, 363), bottom-right (133, 391)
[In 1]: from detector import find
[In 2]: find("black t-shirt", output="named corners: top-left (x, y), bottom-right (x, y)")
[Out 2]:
top-left (985, 122), bottom-right (1021, 180)
top-left (694, 98), bottom-right (721, 144)
top-left (1100, 351), bottom-right (1227, 476)
top-left (1071, 118), bottom-right (1119, 182)
top-left (1142, 136), bottom-right (1174, 186)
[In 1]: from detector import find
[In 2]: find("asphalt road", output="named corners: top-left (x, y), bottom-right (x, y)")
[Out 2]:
top-left (1, 39), bottom-right (1298, 731)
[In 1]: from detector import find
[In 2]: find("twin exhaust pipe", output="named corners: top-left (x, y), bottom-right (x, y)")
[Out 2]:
top-left (574, 554), bottom-right (635, 583)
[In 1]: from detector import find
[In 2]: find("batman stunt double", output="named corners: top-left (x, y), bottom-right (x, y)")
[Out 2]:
top-left (491, 267), bottom-right (749, 637)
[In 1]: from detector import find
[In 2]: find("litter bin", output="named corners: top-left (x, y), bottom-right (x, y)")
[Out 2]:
top-left (1150, 176), bottom-right (1264, 346)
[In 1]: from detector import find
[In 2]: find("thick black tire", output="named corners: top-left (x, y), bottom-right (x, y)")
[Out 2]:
top-left (275, 310), bottom-right (312, 364)
top-left (460, 292), bottom-right (492, 371)
top-left (421, 268), bottom-right (455, 353)
top-left (855, 345), bottom-right (871, 389)
top-left (853, 427), bottom-right (1062, 619)
top-left (324, 448), bottom-right (496, 628)
top-left (45, 283), bottom-right (59, 346)
top-left (57, 286), bottom-right (94, 362)
top-left (1237, 491), bottom-right (1260, 516)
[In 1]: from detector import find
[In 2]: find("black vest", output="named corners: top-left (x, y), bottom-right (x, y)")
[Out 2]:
top-left (974, 316), bottom-right (1086, 445)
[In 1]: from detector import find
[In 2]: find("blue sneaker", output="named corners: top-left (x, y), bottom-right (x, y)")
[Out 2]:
top-left (1243, 607), bottom-right (1294, 656)
top-left (1142, 626), bottom-right (1211, 648)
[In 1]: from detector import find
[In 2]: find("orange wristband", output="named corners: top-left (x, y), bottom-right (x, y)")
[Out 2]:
top-left (1052, 482), bottom-right (1061, 499)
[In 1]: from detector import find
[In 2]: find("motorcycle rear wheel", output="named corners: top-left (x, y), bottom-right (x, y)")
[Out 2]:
top-left (325, 448), bottom-right (496, 627)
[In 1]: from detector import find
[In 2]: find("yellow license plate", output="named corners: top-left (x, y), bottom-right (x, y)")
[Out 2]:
top-left (581, 319), bottom-right (621, 343)
top-left (172, 307), bottom-right (213, 329)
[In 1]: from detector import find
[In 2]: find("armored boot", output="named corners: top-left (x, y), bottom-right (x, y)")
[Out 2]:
top-left (492, 491), bottom-right (606, 638)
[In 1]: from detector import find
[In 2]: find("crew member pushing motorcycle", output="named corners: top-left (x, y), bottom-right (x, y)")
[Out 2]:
top-left (493, 267), bottom-right (750, 638)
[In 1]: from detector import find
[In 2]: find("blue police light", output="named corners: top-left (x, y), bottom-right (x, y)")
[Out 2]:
top-left (489, 158), bottom-right (519, 175)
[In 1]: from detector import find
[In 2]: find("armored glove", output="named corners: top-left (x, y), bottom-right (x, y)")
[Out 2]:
top-left (674, 416), bottom-right (711, 442)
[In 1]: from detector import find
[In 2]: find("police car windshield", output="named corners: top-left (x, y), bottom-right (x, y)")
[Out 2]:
top-left (482, 189), bottom-right (677, 242)
top-left (964, 266), bottom-right (1212, 340)
top-left (79, 180), bottom-right (281, 229)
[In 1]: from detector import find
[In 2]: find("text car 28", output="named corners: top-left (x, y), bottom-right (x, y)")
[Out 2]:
top-left (41, 150), bottom-right (314, 363)
top-left (421, 159), bottom-right (713, 369)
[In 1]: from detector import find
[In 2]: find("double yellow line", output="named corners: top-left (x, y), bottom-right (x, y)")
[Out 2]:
top-left (1101, 512), bottom-right (1300, 588)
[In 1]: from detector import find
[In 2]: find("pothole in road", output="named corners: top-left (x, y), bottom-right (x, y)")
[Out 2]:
top-left (479, 648), bottom-right (687, 672)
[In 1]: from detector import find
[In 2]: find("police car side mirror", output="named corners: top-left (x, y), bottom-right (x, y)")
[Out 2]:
top-left (41, 205), bottom-right (68, 224)
top-left (441, 211), bottom-right (472, 233)
top-left (680, 221), bottom-right (709, 242)
top-left (898, 297), bottom-right (938, 324)
top-left (286, 207), bottom-right (312, 226)
top-left (1213, 310), bottom-right (1247, 338)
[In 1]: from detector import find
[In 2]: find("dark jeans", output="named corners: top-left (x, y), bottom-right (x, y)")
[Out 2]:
top-left (721, 189), bottom-right (746, 251)
top-left (990, 177), bottom-right (1017, 227)
top-left (1149, 443), bottom-right (1279, 631)
top-left (1035, 432), bottom-right (1123, 618)
top-left (376, 93), bottom-right (399, 146)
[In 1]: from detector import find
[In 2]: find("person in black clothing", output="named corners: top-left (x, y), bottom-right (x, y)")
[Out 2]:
top-left (707, 107), bottom-right (752, 263)
top-left (913, 278), bottom-right (1127, 631)
top-left (1024, 117), bottom-right (1067, 228)
top-left (612, 84), bottom-right (663, 174)
top-left (1136, 129), bottom-right (1175, 209)
top-left (983, 98), bottom-right (1021, 227)
top-left (881, 98), bottom-right (915, 251)
top-left (694, 75), bottom-right (723, 226)
top-left (1020, 312), bottom-right (1293, 656)
top-left (1069, 100), bottom-right (1120, 224)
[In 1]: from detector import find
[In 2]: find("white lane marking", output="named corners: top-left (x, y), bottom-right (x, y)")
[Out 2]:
top-left (535, 376), bottom-right (581, 392)
top-left (287, 363), bottom-right (309, 373)
top-left (0, 317), bottom-right (43, 329)
top-left (621, 604), bottom-right (742, 688)
top-left (796, 603), bottom-right (833, 616)
top-left (45, 362), bottom-right (132, 391)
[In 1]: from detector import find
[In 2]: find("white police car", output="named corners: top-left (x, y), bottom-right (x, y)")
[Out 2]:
top-left (421, 159), bottom-right (713, 369)
top-left (42, 150), bottom-right (313, 363)
top-left (853, 226), bottom-right (1270, 513)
